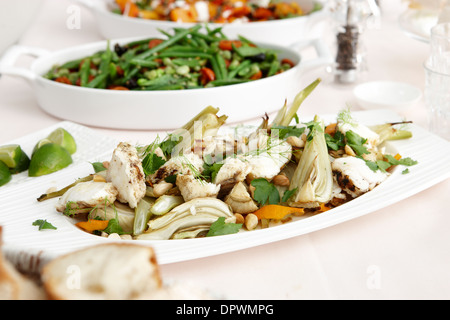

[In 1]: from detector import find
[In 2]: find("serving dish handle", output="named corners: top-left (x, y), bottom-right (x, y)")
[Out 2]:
top-left (290, 38), bottom-right (333, 70)
top-left (0, 45), bottom-right (50, 82)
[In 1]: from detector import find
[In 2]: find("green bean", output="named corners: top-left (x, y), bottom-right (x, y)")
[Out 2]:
top-left (161, 45), bottom-right (214, 54)
top-left (191, 31), bottom-right (221, 43)
top-left (96, 41), bottom-right (112, 88)
top-left (172, 58), bottom-right (203, 68)
top-left (227, 60), bottom-right (251, 79)
top-left (215, 52), bottom-right (228, 79)
top-left (129, 59), bottom-right (159, 68)
top-left (80, 58), bottom-right (91, 87)
top-left (87, 73), bottom-right (108, 88)
top-left (46, 25), bottom-right (292, 91)
top-left (193, 36), bottom-right (209, 50)
top-left (120, 66), bottom-right (140, 85)
top-left (156, 52), bottom-right (213, 59)
top-left (134, 25), bottom-right (203, 60)
top-left (209, 54), bottom-right (222, 80)
top-left (234, 45), bottom-right (266, 57)
top-left (109, 62), bottom-right (117, 78)
top-left (60, 58), bottom-right (83, 70)
top-left (267, 59), bottom-right (280, 77)
top-left (137, 74), bottom-right (178, 87)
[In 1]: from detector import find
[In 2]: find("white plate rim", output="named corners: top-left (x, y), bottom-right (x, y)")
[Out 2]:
top-left (1, 110), bottom-right (450, 273)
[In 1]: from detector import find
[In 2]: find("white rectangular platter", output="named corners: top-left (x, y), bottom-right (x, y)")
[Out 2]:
top-left (1, 109), bottom-right (449, 274)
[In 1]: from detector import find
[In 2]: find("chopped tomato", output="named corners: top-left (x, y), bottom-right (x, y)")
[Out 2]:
top-left (200, 67), bottom-right (216, 85)
top-left (281, 58), bottom-right (296, 67)
top-left (218, 40), bottom-right (242, 51)
top-left (249, 70), bottom-right (263, 80)
top-left (108, 85), bottom-right (130, 90)
top-left (148, 39), bottom-right (164, 49)
top-left (252, 7), bottom-right (273, 20)
top-left (55, 76), bottom-right (72, 85)
top-left (231, 6), bottom-right (251, 18)
top-left (115, 65), bottom-right (124, 76)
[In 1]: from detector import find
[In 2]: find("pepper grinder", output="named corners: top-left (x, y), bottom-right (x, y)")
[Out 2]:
top-left (333, 0), bottom-right (378, 84)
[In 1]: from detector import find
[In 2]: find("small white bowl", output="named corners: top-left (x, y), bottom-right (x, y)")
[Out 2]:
top-left (353, 81), bottom-right (422, 111)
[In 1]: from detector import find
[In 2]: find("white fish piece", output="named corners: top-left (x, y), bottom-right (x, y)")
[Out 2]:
top-left (176, 174), bottom-right (220, 201)
top-left (242, 138), bottom-right (292, 180)
top-left (148, 152), bottom-right (204, 184)
top-left (214, 157), bottom-right (251, 185)
top-left (332, 156), bottom-right (388, 198)
top-left (56, 181), bottom-right (118, 213)
top-left (106, 142), bottom-right (146, 209)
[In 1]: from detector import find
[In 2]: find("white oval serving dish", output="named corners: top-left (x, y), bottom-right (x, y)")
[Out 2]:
top-left (0, 36), bottom-right (331, 130)
top-left (76, 0), bottom-right (329, 46)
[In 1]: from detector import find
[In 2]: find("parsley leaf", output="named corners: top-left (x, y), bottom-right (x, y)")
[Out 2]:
top-left (91, 162), bottom-right (106, 173)
top-left (270, 125), bottom-right (305, 140)
top-left (365, 154), bottom-right (418, 172)
top-left (281, 187), bottom-right (297, 203)
top-left (251, 178), bottom-right (280, 206)
top-left (345, 130), bottom-right (370, 156)
top-left (159, 134), bottom-right (181, 158)
top-left (384, 154), bottom-right (418, 167)
top-left (206, 217), bottom-right (242, 237)
top-left (304, 120), bottom-right (324, 142)
top-left (142, 153), bottom-right (166, 176)
top-left (202, 161), bottom-right (224, 182)
top-left (103, 217), bottom-right (125, 235)
top-left (32, 219), bottom-right (57, 230)
top-left (325, 131), bottom-right (345, 151)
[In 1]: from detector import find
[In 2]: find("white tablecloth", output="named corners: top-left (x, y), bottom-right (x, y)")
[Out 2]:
top-left (0, 0), bottom-right (449, 299)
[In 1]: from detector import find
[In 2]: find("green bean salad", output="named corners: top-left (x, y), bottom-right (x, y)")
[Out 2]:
top-left (44, 25), bottom-right (295, 91)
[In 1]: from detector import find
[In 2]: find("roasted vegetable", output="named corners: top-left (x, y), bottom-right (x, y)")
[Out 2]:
top-left (136, 198), bottom-right (235, 240)
top-left (288, 115), bottom-right (333, 208)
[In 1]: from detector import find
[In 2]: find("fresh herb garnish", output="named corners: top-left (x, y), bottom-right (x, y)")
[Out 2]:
top-left (32, 219), bottom-right (57, 230)
top-left (325, 130), bottom-right (345, 151)
top-left (365, 154), bottom-right (418, 172)
top-left (159, 134), bottom-right (181, 158)
top-left (91, 161), bottom-right (106, 172)
top-left (206, 217), bottom-right (242, 237)
top-left (202, 161), bottom-right (224, 182)
top-left (270, 124), bottom-right (305, 140)
top-left (142, 153), bottom-right (166, 176)
top-left (251, 178), bottom-right (280, 206)
top-left (345, 130), bottom-right (370, 156)
top-left (304, 120), bottom-right (324, 142)
top-left (281, 187), bottom-right (298, 203)
top-left (102, 217), bottom-right (125, 235)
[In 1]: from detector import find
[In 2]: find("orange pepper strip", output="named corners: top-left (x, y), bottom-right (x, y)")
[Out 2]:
top-left (253, 205), bottom-right (304, 220)
top-left (317, 203), bottom-right (331, 213)
top-left (76, 219), bottom-right (109, 233)
top-left (325, 122), bottom-right (337, 136)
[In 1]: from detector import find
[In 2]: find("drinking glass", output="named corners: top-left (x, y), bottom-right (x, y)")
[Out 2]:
top-left (424, 59), bottom-right (450, 140)
top-left (429, 22), bottom-right (450, 74)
